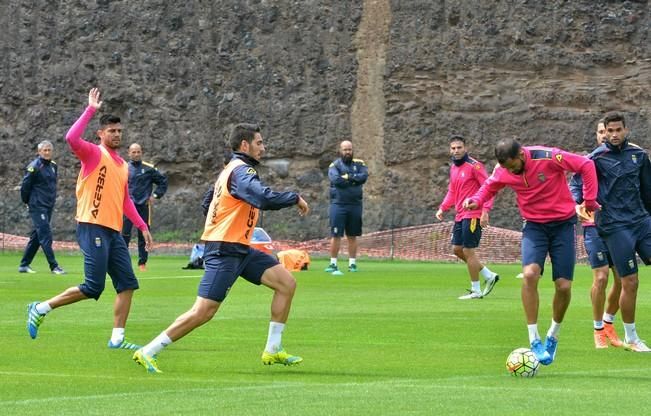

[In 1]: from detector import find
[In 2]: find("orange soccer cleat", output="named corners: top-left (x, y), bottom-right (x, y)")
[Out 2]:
top-left (603, 323), bottom-right (623, 347)
top-left (594, 329), bottom-right (608, 349)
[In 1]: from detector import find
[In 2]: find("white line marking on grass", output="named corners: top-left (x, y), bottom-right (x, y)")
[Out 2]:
top-left (2, 368), bottom-right (650, 406)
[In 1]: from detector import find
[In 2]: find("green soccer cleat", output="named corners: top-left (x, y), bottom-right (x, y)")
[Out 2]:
top-left (348, 264), bottom-right (358, 272)
top-left (133, 349), bottom-right (162, 373)
top-left (108, 339), bottom-right (142, 350)
top-left (324, 264), bottom-right (338, 273)
top-left (26, 302), bottom-right (45, 339)
top-left (261, 349), bottom-right (303, 366)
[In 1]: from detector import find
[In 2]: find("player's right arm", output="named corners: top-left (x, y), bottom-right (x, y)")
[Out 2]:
top-left (20, 162), bottom-right (35, 204)
top-left (437, 172), bottom-right (455, 221)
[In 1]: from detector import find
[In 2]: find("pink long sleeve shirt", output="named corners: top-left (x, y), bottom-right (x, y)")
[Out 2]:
top-left (66, 106), bottom-right (148, 231)
top-left (439, 155), bottom-right (494, 221)
top-left (470, 146), bottom-right (597, 223)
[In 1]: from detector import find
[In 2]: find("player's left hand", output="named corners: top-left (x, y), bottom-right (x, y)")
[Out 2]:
top-left (480, 211), bottom-right (490, 227)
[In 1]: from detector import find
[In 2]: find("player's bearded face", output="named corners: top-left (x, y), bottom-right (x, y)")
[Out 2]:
top-left (98, 124), bottom-right (123, 149)
top-left (605, 121), bottom-right (627, 147)
top-left (503, 156), bottom-right (525, 174)
top-left (342, 152), bottom-right (353, 163)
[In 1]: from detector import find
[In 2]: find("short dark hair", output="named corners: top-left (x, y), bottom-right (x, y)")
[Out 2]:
top-left (449, 135), bottom-right (466, 144)
top-left (603, 112), bottom-right (626, 128)
top-left (229, 123), bottom-right (261, 151)
top-left (99, 114), bottom-right (121, 128)
top-left (495, 138), bottom-right (521, 164)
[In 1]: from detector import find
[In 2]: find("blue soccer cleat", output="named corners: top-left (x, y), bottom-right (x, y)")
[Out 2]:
top-left (544, 336), bottom-right (558, 364)
top-left (531, 338), bottom-right (552, 365)
top-left (108, 339), bottom-right (142, 350)
top-left (26, 302), bottom-right (46, 339)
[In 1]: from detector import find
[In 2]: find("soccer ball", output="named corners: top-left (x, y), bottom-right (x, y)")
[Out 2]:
top-left (506, 348), bottom-right (539, 377)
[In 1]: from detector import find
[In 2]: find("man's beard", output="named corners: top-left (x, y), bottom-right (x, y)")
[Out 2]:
top-left (342, 154), bottom-right (353, 164)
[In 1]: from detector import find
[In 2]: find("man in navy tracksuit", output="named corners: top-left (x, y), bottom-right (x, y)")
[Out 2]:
top-left (590, 112), bottom-right (651, 352)
top-left (325, 140), bottom-right (369, 275)
top-left (19, 141), bottom-right (65, 275)
top-left (122, 143), bottom-right (168, 271)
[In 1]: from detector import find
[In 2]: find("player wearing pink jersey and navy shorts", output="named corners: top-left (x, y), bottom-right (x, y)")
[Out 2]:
top-left (465, 138), bottom-right (598, 366)
top-left (436, 135), bottom-right (499, 300)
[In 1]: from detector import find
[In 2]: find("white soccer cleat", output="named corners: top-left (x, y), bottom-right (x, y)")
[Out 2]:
top-left (458, 290), bottom-right (482, 300)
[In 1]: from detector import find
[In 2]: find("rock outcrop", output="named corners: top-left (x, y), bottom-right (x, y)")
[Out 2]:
top-left (1, 1), bottom-right (649, 241)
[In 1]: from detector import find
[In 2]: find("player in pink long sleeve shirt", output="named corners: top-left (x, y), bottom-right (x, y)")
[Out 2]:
top-left (464, 138), bottom-right (598, 366)
top-left (436, 136), bottom-right (499, 299)
top-left (26, 88), bottom-right (153, 351)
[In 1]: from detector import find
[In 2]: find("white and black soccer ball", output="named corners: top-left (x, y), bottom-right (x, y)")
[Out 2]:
top-left (506, 347), bottom-right (539, 377)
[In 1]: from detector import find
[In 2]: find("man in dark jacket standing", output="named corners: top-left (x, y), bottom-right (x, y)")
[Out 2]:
top-left (122, 143), bottom-right (168, 272)
top-left (325, 140), bottom-right (369, 275)
top-left (19, 141), bottom-right (65, 275)
top-left (590, 112), bottom-right (651, 352)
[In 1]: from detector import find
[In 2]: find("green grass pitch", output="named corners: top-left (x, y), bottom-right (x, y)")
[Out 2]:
top-left (1, 252), bottom-right (650, 415)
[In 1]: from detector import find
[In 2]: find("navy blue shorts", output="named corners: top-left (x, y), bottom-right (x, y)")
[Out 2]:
top-left (77, 223), bottom-right (138, 300)
top-left (329, 204), bottom-right (363, 237)
top-left (521, 218), bottom-right (576, 280)
top-left (198, 243), bottom-right (279, 302)
top-left (601, 217), bottom-right (651, 277)
top-left (583, 226), bottom-right (611, 269)
top-left (451, 218), bottom-right (482, 248)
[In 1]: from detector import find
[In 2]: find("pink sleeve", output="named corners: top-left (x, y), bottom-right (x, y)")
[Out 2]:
top-left (66, 106), bottom-right (101, 177)
top-left (578, 160), bottom-right (598, 203)
top-left (123, 185), bottom-right (148, 231)
top-left (471, 169), bottom-right (505, 209)
top-left (554, 150), bottom-right (598, 202)
top-left (474, 163), bottom-right (494, 211)
top-left (439, 175), bottom-right (455, 212)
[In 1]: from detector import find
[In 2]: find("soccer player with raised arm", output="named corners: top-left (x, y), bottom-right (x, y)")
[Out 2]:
top-left (464, 138), bottom-right (598, 365)
top-left (436, 135), bottom-right (499, 299)
top-left (26, 88), bottom-right (153, 350)
top-left (133, 123), bottom-right (309, 373)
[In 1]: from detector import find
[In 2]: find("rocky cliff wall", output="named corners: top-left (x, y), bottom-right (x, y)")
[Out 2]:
top-left (1, 0), bottom-right (649, 241)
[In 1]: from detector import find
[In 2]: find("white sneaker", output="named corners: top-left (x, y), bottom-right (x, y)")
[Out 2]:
top-left (624, 339), bottom-right (651, 352)
top-left (515, 273), bottom-right (524, 279)
top-left (458, 290), bottom-right (482, 300)
top-left (482, 274), bottom-right (500, 296)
